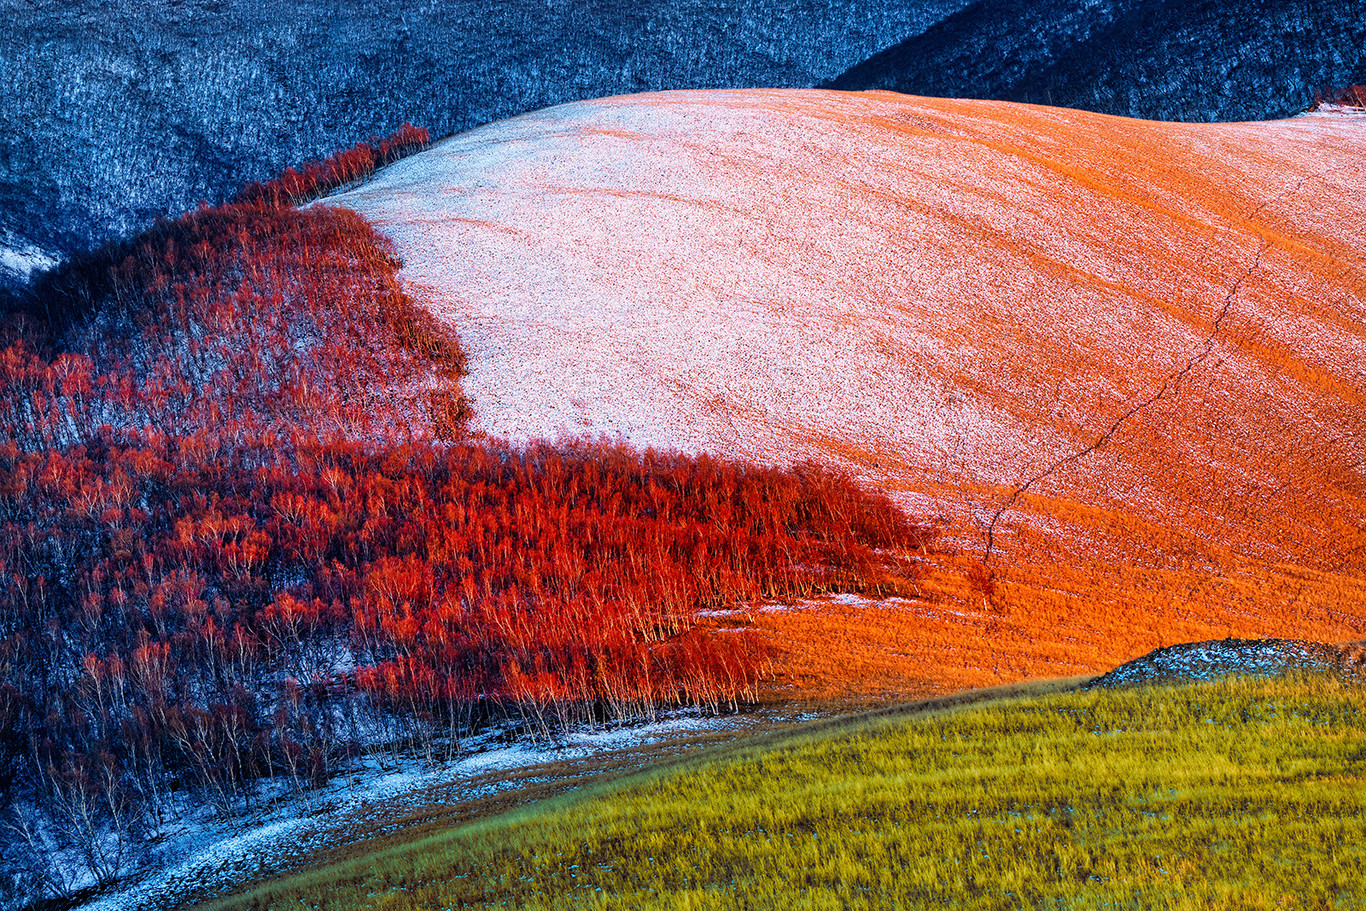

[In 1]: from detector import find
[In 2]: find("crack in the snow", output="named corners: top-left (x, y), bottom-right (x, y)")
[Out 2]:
top-left (1246, 168), bottom-right (1331, 224)
top-left (981, 237), bottom-right (1273, 567)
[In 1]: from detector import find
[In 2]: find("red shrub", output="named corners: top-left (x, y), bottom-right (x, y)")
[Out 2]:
top-left (0, 126), bottom-right (936, 895)
top-left (235, 123), bottom-right (430, 207)
top-left (23, 199), bottom-right (466, 447)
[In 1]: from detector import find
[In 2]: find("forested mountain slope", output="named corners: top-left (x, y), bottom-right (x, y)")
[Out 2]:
top-left (828, 0), bottom-right (1366, 123)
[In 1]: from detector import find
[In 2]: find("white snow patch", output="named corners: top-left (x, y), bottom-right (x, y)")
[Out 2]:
top-left (0, 243), bottom-right (57, 281)
top-left (78, 710), bottom-right (766, 911)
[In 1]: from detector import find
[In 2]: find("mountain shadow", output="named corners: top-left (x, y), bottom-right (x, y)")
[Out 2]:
top-left (826, 0), bottom-right (1366, 122)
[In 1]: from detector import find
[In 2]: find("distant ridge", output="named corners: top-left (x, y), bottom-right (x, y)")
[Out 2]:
top-left (827, 0), bottom-right (1366, 123)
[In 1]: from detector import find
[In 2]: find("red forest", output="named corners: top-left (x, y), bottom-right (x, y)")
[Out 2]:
top-left (0, 128), bottom-right (933, 898)
top-left (234, 122), bottom-right (433, 207)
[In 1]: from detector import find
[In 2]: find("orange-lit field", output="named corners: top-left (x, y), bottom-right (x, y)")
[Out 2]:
top-left (330, 90), bottom-right (1366, 700)
top-left (748, 554), bottom-right (1366, 701)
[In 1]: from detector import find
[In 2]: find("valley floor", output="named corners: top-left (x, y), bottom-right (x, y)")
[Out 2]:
top-left (79, 710), bottom-right (791, 911)
top-left (195, 671), bottom-right (1366, 911)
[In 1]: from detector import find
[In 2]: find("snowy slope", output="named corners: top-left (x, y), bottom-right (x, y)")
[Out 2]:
top-left (2, 0), bottom-right (969, 259)
top-left (326, 89), bottom-right (1366, 570)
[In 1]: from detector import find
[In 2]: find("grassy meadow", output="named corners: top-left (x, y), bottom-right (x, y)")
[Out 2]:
top-left (206, 673), bottom-right (1366, 911)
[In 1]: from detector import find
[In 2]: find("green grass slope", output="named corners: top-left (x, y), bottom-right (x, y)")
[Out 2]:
top-left (208, 673), bottom-right (1366, 911)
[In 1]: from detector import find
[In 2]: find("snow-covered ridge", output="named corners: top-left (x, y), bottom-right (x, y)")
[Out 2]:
top-left (326, 89), bottom-right (1366, 564)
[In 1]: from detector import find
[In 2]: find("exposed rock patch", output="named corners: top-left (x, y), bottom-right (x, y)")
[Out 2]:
top-left (1087, 638), bottom-right (1366, 688)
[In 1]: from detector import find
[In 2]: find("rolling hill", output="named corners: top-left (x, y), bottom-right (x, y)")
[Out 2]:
top-left (326, 89), bottom-right (1366, 696)
top-left (0, 0), bottom-right (969, 286)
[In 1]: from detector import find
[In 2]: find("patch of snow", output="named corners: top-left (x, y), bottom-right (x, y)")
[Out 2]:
top-left (1306, 105), bottom-right (1366, 119)
top-left (78, 710), bottom-right (769, 911)
top-left (460, 713), bottom-right (750, 772)
top-left (696, 607), bottom-right (750, 618)
top-left (0, 242), bottom-right (57, 281)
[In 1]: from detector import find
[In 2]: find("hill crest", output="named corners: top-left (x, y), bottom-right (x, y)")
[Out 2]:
top-left (325, 89), bottom-right (1366, 693)
top-left (327, 89), bottom-right (1366, 569)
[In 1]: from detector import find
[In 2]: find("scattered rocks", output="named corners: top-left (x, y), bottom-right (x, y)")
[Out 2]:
top-left (1087, 638), bottom-right (1365, 689)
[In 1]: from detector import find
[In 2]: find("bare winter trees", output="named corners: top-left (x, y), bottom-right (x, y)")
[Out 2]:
top-left (0, 126), bottom-right (933, 904)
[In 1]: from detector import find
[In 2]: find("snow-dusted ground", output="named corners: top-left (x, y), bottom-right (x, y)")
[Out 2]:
top-left (1087, 638), bottom-right (1360, 688)
top-left (0, 240), bottom-right (57, 285)
top-left (80, 710), bottom-right (781, 911)
top-left (696, 592), bottom-right (896, 620)
top-left (1315, 102), bottom-right (1366, 118)
top-left (326, 90), bottom-right (1366, 560)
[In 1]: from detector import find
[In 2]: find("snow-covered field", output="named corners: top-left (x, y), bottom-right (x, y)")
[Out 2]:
top-left (81, 710), bottom-right (777, 911)
top-left (326, 90), bottom-right (1366, 562)
top-left (0, 240), bottom-right (57, 286)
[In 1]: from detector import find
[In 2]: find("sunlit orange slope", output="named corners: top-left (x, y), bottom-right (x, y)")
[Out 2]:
top-left (328, 90), bottom-right (1366, 699)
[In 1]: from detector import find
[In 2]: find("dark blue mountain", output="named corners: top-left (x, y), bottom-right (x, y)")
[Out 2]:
top-left (0, 0), bottom-right (968, 285)
top-left (826, 0), bottom-right (1366, 122)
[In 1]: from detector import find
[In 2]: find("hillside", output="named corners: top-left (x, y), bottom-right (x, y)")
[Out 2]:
top-left (327, 89), bottom-right (1366, 696)
top-left (827, 0), bottom-right (1366, 122)
top-left (0, 0), bottom-right (970, 285)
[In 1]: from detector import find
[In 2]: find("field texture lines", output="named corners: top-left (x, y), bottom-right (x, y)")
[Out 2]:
top-left (205, 673), bottom-right (1366, 911)
top-left (328, 90), bottom-right (1366, 694)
